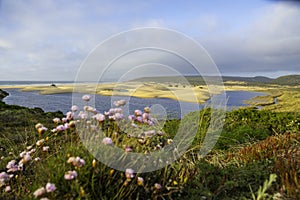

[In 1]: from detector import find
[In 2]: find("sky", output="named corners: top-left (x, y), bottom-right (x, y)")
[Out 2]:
top-left (0, 0), bottom-right (299, 81)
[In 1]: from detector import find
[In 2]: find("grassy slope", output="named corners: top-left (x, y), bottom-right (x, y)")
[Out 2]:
top-left (0, 89), bottom-right (299, 199)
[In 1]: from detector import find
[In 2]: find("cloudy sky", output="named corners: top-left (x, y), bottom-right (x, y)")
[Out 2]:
top-left (0, 0), bottom-right (299, 81)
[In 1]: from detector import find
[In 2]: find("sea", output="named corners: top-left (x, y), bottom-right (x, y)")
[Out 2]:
top-left (1, 81), bottom-right (266, 119)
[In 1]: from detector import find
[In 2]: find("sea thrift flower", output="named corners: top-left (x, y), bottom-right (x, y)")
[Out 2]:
top-left (114, 113), bottom-right (124, 120)
top-left (64, 170), bottom-right (78, 180)
top-left (56, 125), bottom-right (66, 132)
top-left (20, 151), bottom-right (27, 158)
top-left (67, 156), bottom-right (85, 167)
top-left (71, 105), bottom-right (78, 112)
top-left (145, 130), bottom-right (155, 137)
top-left (144, 107), bottom-right (150, 113)
top-left (69, 121), bottom-right (76, 128)
top-left (5, 186), bottom-right (11, 192)
top-left (33, 187), bottom-right (45, 198)
top-left (26, 145), bottom-right (33, 150)
top-left (125, 168), bottom-right (134, 179)
top-left (35, 123), bottom-right (43, 130)
top-left (34, 157), bottom-right (41, 162)
top-left (0, 172), bottom-right (10, 184)
top-left (37, 127), bottom-right (48, 135)
top-left (64, 123), bottom-right (70, 130)
top-left (62, 117), bottom-right (68, 123)
top-left (28, 148), bottom-right (36, 155)
top-left (66, 111), bottom-right (74, 120)
top-left (157, 131), bottom-right (164, 136)
top-left (134, 110), bottom-right (142, 116)
top-left (124, 146), bottom-right (133, 152)
top-left (45, 183), bottom-right (56, 193)
top-left (128, 115), bottom-right (135, 121)
top-left (51, 128), bottom-right (57, 133)
top-left (52, 118), bottom-right (61, 124)
top-left (42, 146), bottom-right (49, 152)
top-left (6, 160), bottom-right (19, 172)
top-left (137, 177), bottom-right (144, 186)
top-left (154, 183), bottom-right (162, 190)
top-left (36, 139), bottom-right (45, 146)
top-left (21, 154), bottom-right (31, 164)
top-left (82, 94), bottom-right (91, 102)
top-left (131, 123), bottom-right (137, 128)
top-left (142, 113), bottom-right (149, 121)
top-left (78, 111), bottom-right (88, 119)
top-left (93, 113), bottom-right (105, 122)
top-left (136, 116), bottom-right (143, 123)
top-left (102, 137), bottom-right (113, 145)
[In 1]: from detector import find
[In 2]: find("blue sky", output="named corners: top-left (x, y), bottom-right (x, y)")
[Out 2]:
top-left (0, 0), bottom-right (299, 81)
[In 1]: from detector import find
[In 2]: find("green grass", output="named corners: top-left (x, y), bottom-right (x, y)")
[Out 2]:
top-left (0, 92), bottom-right (299, 199)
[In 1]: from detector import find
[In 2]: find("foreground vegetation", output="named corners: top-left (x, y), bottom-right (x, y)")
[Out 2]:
top-left (0, 89), bottom-right (299, 199)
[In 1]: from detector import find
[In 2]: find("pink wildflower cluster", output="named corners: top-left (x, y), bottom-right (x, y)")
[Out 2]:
top-left (128, 107), bottom-right (156, 126)
top-left (33, 182), bottom-right (56, 198)
top-left (51, 106), bottom-right (78, 133)
top-left (67, 156), bottom-right (86, 168)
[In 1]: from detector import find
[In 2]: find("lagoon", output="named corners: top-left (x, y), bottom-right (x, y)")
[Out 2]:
top-left (3, 88), bottom-right (266, 118)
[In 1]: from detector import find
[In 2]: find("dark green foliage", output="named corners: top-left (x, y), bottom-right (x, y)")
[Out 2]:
top-left (185, 160), bottom-right (275, 200)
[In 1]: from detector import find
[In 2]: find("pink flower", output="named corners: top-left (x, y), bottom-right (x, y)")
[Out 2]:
top-left (21, 154), bottom-right (31, 164)
top-left (52, 118), bottom-right (61, 124)
top-left (35, 123), bottom-right (43, 130)
top-left (33, 187), bottom-right (45, 198)
top-left (66, 111), bottom-right (74, 120)
top-left (154, 183), bottom-right (162, 190)
top-left (134, 110), bottom-right (142, 116)
top-left (67, 156), bottom-right (85, 167)
top-left (144, 107), bottom-right (150, 113)
top-left (125, 168), bottom-right (134, 179)
top-left (56, 125), bottom-right (66, 131)
top-left (6, 160), bottom-right (19, 172)
top-left (42, 146), bottom-right (49, 152)
top-left (124, 146), bottom-right (133, 152)
top-left (71, 105), bottom-right (78, 112)
top-left (64, 123), bottom-right (70, 130)
top-left (64, 170), bottom-right (78, 180)
top-left (102, 137), bottom-right (113, 145)
top-left (82, 94), bottom-right (91, 102)
top-left (114, 113), bottom-right (124, 120)
top-left (78, 111), bottom-right (88, 119)
top-left (137, 177), bottom-right (144, 186)
top-left (36, 139), bottom-right (45, 146)
top-left (45, 182), bottom-right (56, 193)
top-left (37, 127), bottom-right (48, 135)
top-left (142, 113), bottom-right (149, 120)
top-left (62, 117), bottom-right (68, 123)
top-left (5, 186), bottom-right (11, 193)
top-left (136, 116), bottom-right (143, 123)
top-left (0, 172), bottom-right (10, 183)
top-left (92, 113), bottom-right (105, 122)
top-left (128, 115), bottom-right (135, 121)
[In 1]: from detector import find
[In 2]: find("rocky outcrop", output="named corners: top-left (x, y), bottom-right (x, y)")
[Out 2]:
top-left (0, 89), bottom-right (9, 100)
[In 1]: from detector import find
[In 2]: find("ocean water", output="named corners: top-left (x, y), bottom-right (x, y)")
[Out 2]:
top-left (2, 85), bottom-right (266, 118)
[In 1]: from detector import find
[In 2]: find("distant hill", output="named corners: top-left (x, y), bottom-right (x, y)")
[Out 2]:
top-left (130, 74), bottom-right (300, 86)
top-left (271, 75), bottom-right (300, 86)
